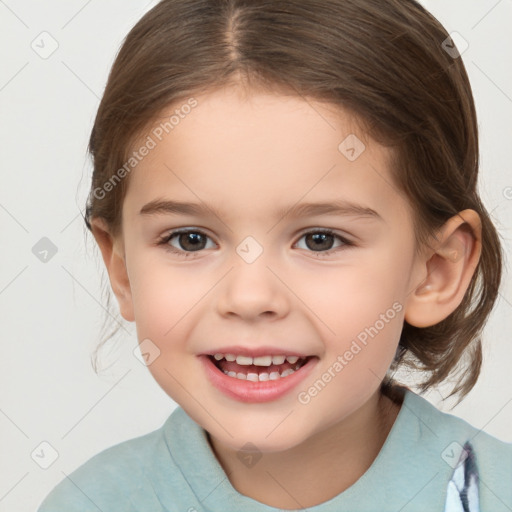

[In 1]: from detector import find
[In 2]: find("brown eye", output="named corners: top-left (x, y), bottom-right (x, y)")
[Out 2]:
top-left (174, 232), bottom-right (207, 251)
top-left (304, 232), bottom-right (335, 251)
top-left (158, 229), bottom-right (215, 256)
top-left (294, 229), bottom-right (353, 256)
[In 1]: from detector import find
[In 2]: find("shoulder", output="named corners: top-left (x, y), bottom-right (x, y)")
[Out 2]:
top-left (440, 410), bottom-right (512, 509)
top-left (420, 391), bottom-right (511, 448)
top-left (37, 413), bottom-right (178, 512)
top-left (402, 388), bottom-right (512, 508)
top-left (404, 388), bottom-right (512, 453)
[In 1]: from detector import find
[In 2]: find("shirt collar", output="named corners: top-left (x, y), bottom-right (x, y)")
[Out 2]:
top-left (164, 387), bottom-right (457, 510)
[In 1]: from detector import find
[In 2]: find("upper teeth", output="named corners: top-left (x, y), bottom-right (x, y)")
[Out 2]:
top-left (213, 354), bottom-right (300, 366)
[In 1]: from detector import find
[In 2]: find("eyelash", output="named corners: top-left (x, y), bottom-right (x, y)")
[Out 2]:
top-left (155, 228), bottom-right (355, 258)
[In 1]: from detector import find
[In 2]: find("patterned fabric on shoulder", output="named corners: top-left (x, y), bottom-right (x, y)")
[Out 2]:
top-left (444, 441), bottom-right (479, 512)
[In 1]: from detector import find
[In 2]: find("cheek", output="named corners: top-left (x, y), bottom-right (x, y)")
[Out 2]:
top-left (126, 251), bottom-right (194, 343)
top-left (295, 246), bottom-right (409, 382)
top-left (301, 252), bottom-right (408, 335)
top-left (127, 259), bottom-right (208, 399)
top-left (127, 253), bottom-right (224, 361)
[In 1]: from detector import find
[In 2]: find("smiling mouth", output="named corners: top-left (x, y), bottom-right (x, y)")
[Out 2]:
top-left (208, 354), bottom-right (313, 382)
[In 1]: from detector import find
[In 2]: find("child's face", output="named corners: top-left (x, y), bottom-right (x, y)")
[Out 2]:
top-left (116, 86), bottom-right (424, 452)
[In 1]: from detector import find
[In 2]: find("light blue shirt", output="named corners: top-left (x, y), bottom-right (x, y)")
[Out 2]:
top-left (37, 387), bottom-right (512, 511)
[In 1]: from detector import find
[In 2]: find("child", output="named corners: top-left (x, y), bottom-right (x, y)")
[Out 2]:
top-left (38, 0), bottom-right (511, 510)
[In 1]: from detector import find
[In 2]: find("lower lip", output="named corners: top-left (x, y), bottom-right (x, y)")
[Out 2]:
top-left (199, 355), bottom-right (318, 403)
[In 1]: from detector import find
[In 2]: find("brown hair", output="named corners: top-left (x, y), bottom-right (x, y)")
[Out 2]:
top-left (84, 0), bottom-right (503, 404)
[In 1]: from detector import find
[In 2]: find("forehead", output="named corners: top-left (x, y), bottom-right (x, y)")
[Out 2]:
top-left (123, 87), bottom-right (412, 225)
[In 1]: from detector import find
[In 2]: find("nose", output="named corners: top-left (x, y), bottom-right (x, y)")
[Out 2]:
top-left (215, 256), bottom-right (291, 322)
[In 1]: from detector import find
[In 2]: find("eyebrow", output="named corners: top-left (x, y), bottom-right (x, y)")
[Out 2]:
top-left (139, 198), bottom-right (383, 221)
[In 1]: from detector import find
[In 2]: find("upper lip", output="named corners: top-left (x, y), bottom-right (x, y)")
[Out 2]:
top-left (201, 345), bottom-right (313, 358)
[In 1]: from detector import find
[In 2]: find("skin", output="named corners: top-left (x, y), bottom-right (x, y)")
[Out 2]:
top-left (91, 84), bottom-right (482, 508)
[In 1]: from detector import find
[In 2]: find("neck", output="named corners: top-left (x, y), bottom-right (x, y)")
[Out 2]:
top-left (207, 385), bottom-right (404, 509)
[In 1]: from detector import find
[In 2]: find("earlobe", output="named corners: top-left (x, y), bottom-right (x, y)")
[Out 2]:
top-left (90, 218), bottom-right (135, 322)
top-left (404, 209), bottom-right (482, 328)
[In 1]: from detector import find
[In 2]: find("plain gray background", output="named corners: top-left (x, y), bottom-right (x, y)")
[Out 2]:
top-left (1, 1), bottom-right (511, 511)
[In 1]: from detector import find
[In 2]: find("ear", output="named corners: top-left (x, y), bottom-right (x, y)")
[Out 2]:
top-left (404, 209), bottom-right (482, 328)
top-left (89, 218), bottom-right (135, 322)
